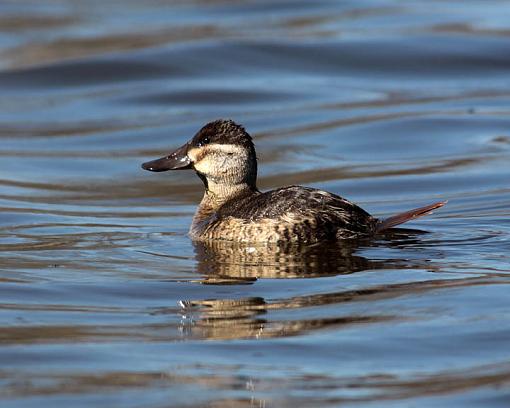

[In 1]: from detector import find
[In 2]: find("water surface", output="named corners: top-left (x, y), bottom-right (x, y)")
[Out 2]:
top-left (1, 1), bottom-right (510, 407)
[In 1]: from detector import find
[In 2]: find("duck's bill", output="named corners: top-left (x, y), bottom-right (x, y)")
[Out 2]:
top-left (141, 144), bottom-right (192, 172)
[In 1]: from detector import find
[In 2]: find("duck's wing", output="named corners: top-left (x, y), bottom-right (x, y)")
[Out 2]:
top-left (220, 186), bottom-right (377, 239)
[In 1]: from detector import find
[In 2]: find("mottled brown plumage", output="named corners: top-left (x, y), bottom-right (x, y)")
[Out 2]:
top-left (142, 119), bottom-right (446, 243)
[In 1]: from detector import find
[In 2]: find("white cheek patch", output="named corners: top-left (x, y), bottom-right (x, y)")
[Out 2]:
top-left (193, 157), bottom-right (214, 175)
top-left (216, 156), bottom-right (229, 169)
top-left (190, 144), bottom-right (246, 175)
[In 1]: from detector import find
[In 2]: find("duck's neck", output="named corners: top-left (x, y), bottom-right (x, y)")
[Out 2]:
top-left (190, 181), bottom-right (258, 239)
top-left (201, 180), bottom-right (258, 210)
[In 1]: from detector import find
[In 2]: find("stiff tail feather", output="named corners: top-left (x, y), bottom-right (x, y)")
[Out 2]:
top-left (376, 200), bottom-right (447, 233)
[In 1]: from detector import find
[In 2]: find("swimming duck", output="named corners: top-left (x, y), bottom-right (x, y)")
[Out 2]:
top-left (142, 119), bottom-right (446, 243)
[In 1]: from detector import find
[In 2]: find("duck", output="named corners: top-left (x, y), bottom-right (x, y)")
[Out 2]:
top-left (142, 119), bottom-right (446, 243)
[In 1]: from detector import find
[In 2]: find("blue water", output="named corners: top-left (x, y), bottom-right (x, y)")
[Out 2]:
top-left (1, 1), bottom-right (510, 407)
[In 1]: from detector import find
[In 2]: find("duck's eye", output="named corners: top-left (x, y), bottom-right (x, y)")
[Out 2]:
top-left (197, 137), bottom-right (210, 147)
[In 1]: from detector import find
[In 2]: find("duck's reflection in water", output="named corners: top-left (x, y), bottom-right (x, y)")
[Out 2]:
top-left (178, 294), bottom-right (395, 340)
top-left (176, 232), bottom-right (442, 340)
top-left (192, 230), bottom-right (426, 281)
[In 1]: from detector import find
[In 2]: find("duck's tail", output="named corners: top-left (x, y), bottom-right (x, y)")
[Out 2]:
top-left (375, 200), bottom-right (447, 233)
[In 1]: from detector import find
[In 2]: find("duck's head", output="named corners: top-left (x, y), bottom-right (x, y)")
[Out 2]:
top-left (142, 119), bottom-right (257, 190)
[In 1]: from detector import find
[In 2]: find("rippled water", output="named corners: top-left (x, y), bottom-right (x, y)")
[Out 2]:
top-left (1, 1), bottom-right (510, 407)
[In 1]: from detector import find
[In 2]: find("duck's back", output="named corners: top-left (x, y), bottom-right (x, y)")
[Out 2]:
top-left (192, 186), bottom-right (377, 243)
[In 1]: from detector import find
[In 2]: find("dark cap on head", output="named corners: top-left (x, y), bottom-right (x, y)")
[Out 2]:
top-left (191, 119), bottom-right (254, 149)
